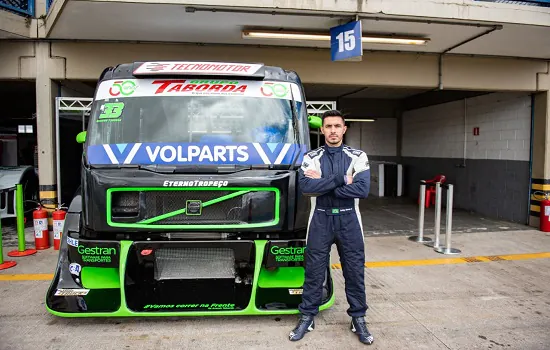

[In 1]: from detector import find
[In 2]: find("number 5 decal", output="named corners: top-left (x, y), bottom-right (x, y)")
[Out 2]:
top-left (336, 29), bottom-right (356, 52)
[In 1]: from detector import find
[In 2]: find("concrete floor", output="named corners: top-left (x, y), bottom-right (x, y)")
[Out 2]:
top-left (1, 230), bottom-right (549, 350)
top-left (362, 197), bottom-right (531, 236)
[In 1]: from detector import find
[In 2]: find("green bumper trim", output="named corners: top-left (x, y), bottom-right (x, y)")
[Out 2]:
top-left (46, 240), bottom-right (335, 317)
top-left (258, 267), bottom-right (304, 288)
top-left (81, 267), bottom-right (120, 289)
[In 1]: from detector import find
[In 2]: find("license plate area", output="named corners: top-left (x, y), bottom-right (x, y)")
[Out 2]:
top-left (124, 241), bottom-right (254, 312)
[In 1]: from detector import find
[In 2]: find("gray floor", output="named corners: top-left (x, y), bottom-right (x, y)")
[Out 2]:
top-left (1, 230), bottom-right (549, 349)
top-left (361, 197), bottom-right (530, 236)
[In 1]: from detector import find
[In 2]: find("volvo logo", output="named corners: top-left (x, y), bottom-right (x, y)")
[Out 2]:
top-left (186, 200), bottom-right (202, 215)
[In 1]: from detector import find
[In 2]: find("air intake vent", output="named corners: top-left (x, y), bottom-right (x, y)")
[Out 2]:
top-left (111, 191), bottom-right (139, 217)
top-left (154, 248), bottom-right (235, 280)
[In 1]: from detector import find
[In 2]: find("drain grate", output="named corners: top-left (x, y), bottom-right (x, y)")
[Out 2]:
top-left (154, 248), bottom-right (235, 280)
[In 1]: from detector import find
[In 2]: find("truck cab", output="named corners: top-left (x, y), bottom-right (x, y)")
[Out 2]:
top-left (46, 61), bottom-right (334, 317)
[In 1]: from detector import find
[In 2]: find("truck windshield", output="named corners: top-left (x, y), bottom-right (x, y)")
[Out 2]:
top-left (87, 79), bottom-right (301, 146)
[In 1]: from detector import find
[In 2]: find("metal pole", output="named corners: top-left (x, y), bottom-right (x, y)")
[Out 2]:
top-left (56, 97), bottom-right (62, 205)
top-left (409, 181), bottom-right (432, 243)
top-left (425, 182), bottom-right (442, 248)
top-left (7, 184), bottom-right (36, 257)
top-left (435, 184), bottom-right (461, 255)
top-left (16, 184), bottom-right (25, 252)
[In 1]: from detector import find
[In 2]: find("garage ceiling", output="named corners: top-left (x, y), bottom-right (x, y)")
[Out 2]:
top-left (303, 85), bottom-right (430, 100)
top-left (48, 2), bottom-right (550, 59)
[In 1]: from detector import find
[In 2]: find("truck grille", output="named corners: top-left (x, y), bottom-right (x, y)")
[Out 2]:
top-left (154, 247), bottom-right (235, 280)
top-left (109, 188), bottom-right (277, 227)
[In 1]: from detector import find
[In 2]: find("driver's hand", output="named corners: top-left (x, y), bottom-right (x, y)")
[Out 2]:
top-left (305, 170), bottom-right (321, 179)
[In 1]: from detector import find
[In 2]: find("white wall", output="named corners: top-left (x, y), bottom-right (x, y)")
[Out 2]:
top-left (402, 92), bottom-right (532, 161)
top-left (345, 119), bottom-right (397, 157)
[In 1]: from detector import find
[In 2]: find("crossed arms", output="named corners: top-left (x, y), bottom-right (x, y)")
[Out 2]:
top-left (298, 152), bottom-right (371, 199)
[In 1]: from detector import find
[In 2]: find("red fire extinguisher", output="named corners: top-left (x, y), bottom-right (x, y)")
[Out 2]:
top-left (52, 206), bottom-right (67, 250)
top-left (33, 206), bottom-right (50, 250)
top-left (540, 196), bottom-right (550, 232)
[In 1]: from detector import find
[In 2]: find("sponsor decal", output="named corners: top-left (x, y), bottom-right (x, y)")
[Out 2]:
top-left (69, 263), bottom-right (82, 276)
top-left (288, 289), bottom-right (303, 295)
top-left (88, 142), bottom-right (307, 166)
top-left (163, 180), bottom-right (229, 187)
top-left (143, 303), bottom-right (236, 310)
top-left (270, 245), bottom-right (305, 263)
top-left (77, 245), bottom-right (117, 263)
top-left (95, 79), bottom-right (303, 102)
top-left (133, 61), bottom-right (263, 75)
top-left (260, 82), bottom-right (289, 99)
top-left (55, 288), bottom-right (90, 296)
top-left (109, 80), bottom-right (137, 97)
top-left (67, 237), bottom-right (79, 247)
top-left (152, 80), bottom-right (247, 95)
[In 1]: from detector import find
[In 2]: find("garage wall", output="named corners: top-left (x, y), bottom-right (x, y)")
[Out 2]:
top-left (345, 119), bottom-right (397, 161)
top-left (401, 92), bottom-right (532, 223)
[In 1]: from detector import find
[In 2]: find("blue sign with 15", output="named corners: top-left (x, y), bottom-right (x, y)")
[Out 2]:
top-left (330, 20), bottom-right (363, 62)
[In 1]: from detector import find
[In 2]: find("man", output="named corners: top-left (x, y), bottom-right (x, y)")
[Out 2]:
top-left (289, 110), bottom-right (374, 345)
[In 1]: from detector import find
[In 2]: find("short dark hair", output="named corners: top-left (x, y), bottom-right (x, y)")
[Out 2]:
top-left (322, 110), bottom-right (345, 125)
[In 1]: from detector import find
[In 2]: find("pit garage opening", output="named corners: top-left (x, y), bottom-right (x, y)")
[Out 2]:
top-left (0, 80), bottom-right (39, 222)
top-left (54, 83), bottom-right (535, 237)
top-left (304, 84), bottom-right (534, 236)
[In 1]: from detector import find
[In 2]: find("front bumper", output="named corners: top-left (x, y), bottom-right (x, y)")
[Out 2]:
top-left (45, 234), bottom-right (334, 317)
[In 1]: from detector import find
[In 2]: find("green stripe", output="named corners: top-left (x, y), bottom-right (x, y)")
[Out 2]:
top-left (138, 190), bottom-right (250, 224)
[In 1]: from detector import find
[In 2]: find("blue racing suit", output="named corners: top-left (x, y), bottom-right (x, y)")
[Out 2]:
top-left (298, 144), bottom-right (370, 317)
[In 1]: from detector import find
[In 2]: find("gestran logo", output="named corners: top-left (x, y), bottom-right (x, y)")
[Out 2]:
top-left (77, 245), bottom-right (117, 263)
top-left (270, 246), bottom-right (305, 255)
top-left (270, 246), bottom-right (305, 262)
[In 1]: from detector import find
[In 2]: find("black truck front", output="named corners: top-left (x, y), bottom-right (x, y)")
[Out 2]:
top-left (46, 60), bottom-right (335, 317)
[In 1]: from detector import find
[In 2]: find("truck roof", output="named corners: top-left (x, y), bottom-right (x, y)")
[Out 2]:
top-left (98, 61), bottom-right (303, 86)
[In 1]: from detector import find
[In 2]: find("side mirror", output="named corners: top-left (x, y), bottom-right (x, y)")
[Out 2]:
top-left (76, 131), bottom-right (87, 144)
top-left (308, 115), bottom-right (322, 129)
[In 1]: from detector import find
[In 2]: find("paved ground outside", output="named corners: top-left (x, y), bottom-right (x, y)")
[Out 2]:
top-left (1, 229), bottom-right (549, 350)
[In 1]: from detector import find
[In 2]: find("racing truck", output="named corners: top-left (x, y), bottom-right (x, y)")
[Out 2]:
top-left (45, 61), bottom-right (334, 317)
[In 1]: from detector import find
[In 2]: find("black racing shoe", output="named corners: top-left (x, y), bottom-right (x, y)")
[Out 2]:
top-left (351, 317), bottom-right (374, 345)
top-left (289, 315), bottom-right (315, 341)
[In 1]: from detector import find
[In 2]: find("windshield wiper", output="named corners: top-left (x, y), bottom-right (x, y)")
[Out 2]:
top-left (289, 86), bottom-right (302, 170)
top-left (141, 164), bottom-right (252, 174)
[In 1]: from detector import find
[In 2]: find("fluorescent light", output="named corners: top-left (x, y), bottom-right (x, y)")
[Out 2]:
top-left (242, 30), bottom-right (428, 45)
top-left (362, 37), bottom-right (427, 45)
top-left (243, 31), bottom-right (330, 41)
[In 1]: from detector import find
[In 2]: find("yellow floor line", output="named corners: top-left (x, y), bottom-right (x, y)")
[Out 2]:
top-left (1, 252), bottom-right (550, 281)
top-left (330, 252), bottom-right (550, 270)
top-left (0, 273), bottom-right (54, 281)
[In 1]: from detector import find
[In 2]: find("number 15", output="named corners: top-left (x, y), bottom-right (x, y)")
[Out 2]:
top-left (336, 30), bottom-right (356, 52)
